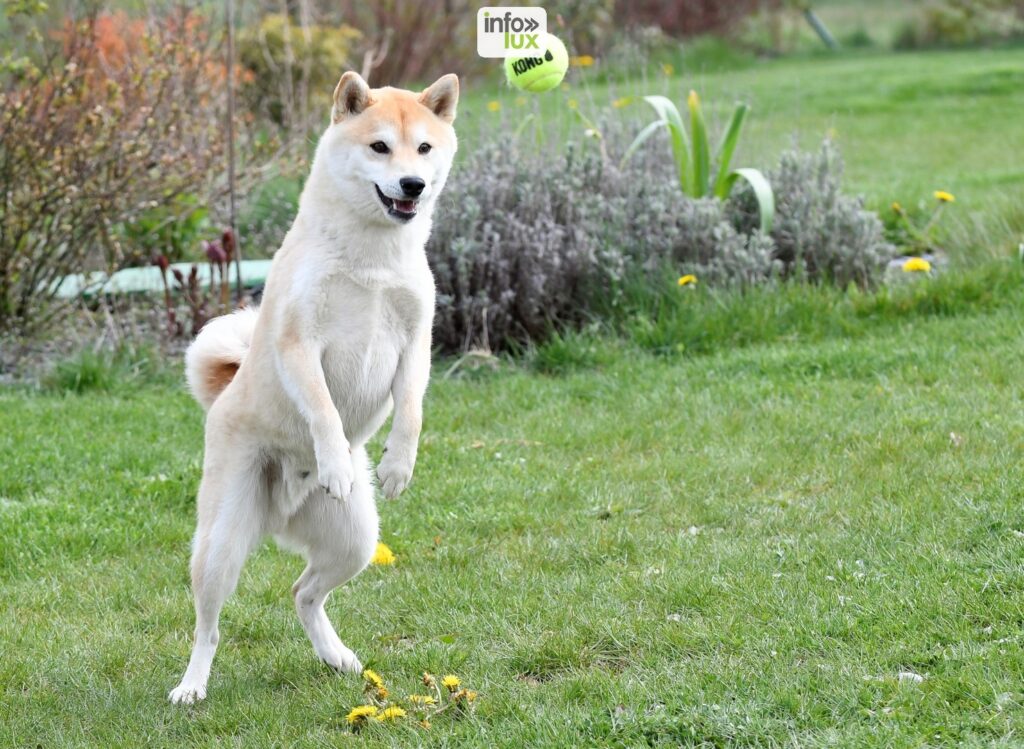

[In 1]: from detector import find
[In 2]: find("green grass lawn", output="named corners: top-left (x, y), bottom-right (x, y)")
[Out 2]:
top-left (4, 272), bottom-right (1024, 745)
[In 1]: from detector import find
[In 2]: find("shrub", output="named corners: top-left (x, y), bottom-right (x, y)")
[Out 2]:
top-left (841, 27), bottom-right (876, 49)
top-left (428, 141), bottom-right (622, 352)
top-left (727, 140), bottom-right (892, 288)
top-left (117, 193), bottom-right (211, 266)
top-left (237, 13), bottom-right (360, 134)
top-left (427, 123), bottom-right (892, 353)
top-left (664, 200), bottom-right (778, 285)
top-left (895, 0), bottom-right (1024, 48)
top-left (0, 8), bottom-right (240, 337)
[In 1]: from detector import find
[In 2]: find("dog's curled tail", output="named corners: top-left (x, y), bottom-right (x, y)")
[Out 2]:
top-left (185, 307), bottom-right (259, 411)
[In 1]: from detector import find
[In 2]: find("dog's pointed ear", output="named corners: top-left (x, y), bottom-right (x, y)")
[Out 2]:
top-left (332, 72), bottom-right (373, 122)
top-left (419, 74), bottom-right (459, 124)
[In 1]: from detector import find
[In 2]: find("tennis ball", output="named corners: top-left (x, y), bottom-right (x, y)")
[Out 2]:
top-left (504, 33), bottom-right (568, 93)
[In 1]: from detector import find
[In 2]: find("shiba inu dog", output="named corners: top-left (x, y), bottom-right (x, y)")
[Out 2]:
top-left (168, 71), bottom-right (458, 704)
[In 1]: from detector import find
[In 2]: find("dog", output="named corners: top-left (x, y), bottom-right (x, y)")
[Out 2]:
top-left (168, 71), bottom-right (458, 704)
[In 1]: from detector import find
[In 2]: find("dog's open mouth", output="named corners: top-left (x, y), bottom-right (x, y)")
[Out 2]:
top-left (375, 185), bottom-right (418, 222)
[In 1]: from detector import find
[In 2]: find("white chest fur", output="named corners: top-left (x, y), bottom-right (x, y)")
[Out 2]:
top-left (311, 263), bottom-right (431, 445)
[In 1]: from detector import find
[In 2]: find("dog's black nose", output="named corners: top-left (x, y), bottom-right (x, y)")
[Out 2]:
top-left (400, 177), bottom-right (426, 198)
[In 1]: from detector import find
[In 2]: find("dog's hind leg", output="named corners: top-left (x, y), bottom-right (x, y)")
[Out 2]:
top-left (169, 443), bottom-right (267, 705)
top-left (278, 446), bottom-right (378, 673)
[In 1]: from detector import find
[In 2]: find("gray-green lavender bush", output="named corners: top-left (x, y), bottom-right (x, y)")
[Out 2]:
top-left (426, 128), bottom-right (892, 353)
top-left (728, 140), bottom-right (892, 288)
top-left (428, 141), bottom-right (624, 351)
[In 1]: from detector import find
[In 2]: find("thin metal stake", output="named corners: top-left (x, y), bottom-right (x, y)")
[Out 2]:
top-left (226, 0), bottom-right (243, 303)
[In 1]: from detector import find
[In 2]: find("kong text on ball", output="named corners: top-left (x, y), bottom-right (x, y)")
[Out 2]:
top-left (504, 33), bottom-right (569, 93)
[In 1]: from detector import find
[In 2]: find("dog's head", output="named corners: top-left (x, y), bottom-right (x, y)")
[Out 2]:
top-left (318, 71), bottom-right (459, 227)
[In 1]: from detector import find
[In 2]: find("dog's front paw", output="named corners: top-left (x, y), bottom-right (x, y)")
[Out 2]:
top-left (317, 451), bottom-right (355, 501)
top-left (169, 681), bottom-right (207, 705)
top-left (377, 449), bottom-right (415, 499)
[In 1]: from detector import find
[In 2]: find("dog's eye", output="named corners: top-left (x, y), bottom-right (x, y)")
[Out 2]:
top-left (418, 143), bottom-right (432, 155)
top-left (369, 141), bottom-right (390, 154)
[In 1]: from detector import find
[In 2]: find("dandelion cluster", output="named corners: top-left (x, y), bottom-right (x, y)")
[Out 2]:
top-left (345, 669), bottom-right (479, 733)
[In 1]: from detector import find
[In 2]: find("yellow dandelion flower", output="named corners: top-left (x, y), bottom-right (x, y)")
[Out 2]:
top-left (891, 201), bottom-right (903, 214)
top-left (362, 668), bottom-right (384, 689)
top-left (375, 706), bottom-right (406, 722)
top-left (570, 55), bottom-right (594, 67)
top-left (567, 98), bottom-right (578, 110)
top-left (486, 100), bottom-right (501, 113)
top-left (934, 190), bottom-right (955, 203)
top-left (515, 96), bottom-right (527, 106)
top-left (611, 96), bottom-right (632, 109)
top-left (346, 705), bottom-right (378, 724)
top-left (661, 62), bottom-right (674, 76)
top-left (687, 90), bottom-right (699, 108)
top-left (901, 257), bottom-right (932, 273)
top-left (467, 690), bottom-right (478, 702)
top-left (371, 542), bottom-right (395, 566)
top-left (408, 694), bottom-right (436, 705)
top-left (677, 274), bottom-right (697, 287)
top-left (376, 686), bottom-right (389, 699)
top-left (441, 674), bottom-right (461, 691)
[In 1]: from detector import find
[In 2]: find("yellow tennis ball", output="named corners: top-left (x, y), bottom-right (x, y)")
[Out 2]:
top-left (504, 33), bottom-right (568, 93)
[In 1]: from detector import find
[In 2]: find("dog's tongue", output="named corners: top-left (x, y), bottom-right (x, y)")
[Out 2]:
top-left (394, 199), bottom-right (416, 213)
